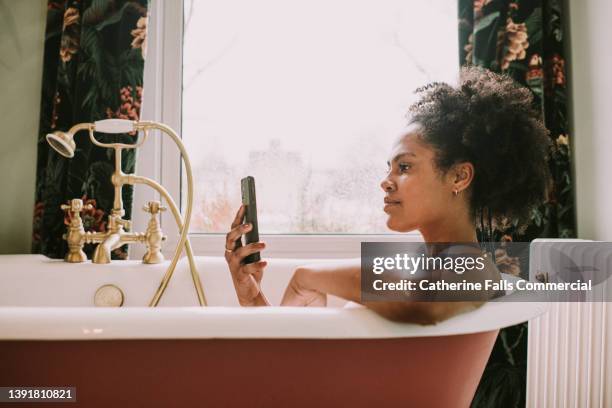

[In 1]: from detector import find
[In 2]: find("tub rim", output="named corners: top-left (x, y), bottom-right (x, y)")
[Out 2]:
top-left (0, 298), bottom-right (547, 340)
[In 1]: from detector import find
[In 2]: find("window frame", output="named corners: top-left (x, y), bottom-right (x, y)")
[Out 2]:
top-left (133, 0), bottom-right (422, 260)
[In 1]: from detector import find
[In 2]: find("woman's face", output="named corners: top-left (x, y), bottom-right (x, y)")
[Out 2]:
top-left (380, 128), bottom-right (455, 233)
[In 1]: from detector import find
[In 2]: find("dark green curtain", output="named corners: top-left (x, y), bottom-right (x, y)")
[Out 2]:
top-left (32, 0), bottom-right (149, 259)
top-left (459, 0), bottom-right (575, 406)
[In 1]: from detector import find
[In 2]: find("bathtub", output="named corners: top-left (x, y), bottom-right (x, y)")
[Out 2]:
top-left (0, 254), bottom-right (546, 408)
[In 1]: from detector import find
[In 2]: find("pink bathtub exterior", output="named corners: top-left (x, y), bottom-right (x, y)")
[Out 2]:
top-left (2, 331), bottom-right (498, 408)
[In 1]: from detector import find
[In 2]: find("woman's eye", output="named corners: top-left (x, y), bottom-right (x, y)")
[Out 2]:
top-left (399, 163), bottom-right (412, 172)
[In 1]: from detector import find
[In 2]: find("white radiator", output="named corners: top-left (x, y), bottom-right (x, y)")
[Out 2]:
top-left (527, 239), bottom-right (612, 407)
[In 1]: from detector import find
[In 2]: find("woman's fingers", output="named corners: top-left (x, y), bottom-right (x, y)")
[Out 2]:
top-left (243, 260), bottom-right (267, 276)
top-left (231, 204), bottom-right (246, 228)
top-left (225, 222), bottom-right (251, 251)
top-left (250, 261), bottom-right (267, 283)
top-left (231, 242), bottom-right (265, 265)
top-left (236, 261), bottom-right (267, 283)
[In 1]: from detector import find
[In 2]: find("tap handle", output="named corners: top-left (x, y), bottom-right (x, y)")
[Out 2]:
top-left (142, 200), bottom-right (166, 264)
top-left (61, 199), bottom-right (90, 263)
top-left (61, 199), bottom-right (93, 214)
top-left (117, 218), bottom-right (132, 231)
top-left (143, 201), bottom-right (167, 214)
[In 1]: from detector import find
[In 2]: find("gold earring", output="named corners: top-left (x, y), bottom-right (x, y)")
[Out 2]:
top-left (453, 189), bottom-right (458, 196)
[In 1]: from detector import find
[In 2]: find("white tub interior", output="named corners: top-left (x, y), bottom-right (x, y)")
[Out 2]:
top-left (0, 254), bottom-right (342, 307)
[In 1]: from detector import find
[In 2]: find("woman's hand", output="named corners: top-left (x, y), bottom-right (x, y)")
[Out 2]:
top-left (225, 205), bottom-right (269, 306)
top-left (281, 268), bottom-right (327, 306)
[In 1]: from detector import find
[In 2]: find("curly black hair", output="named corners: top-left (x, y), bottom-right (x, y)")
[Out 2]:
top-left (408, 66), bottom-right (551, 229)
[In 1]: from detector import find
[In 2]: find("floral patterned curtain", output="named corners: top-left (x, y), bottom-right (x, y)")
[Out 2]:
top-left (32, 0), bottom-right (149, 259)
top-left (459, 0), bottom-right (574, 406)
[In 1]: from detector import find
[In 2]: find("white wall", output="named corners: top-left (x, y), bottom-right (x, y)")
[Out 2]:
top-left (569, 0), bottom-right (612, 240)
top-left (0, 0), bottom-right (46, 254)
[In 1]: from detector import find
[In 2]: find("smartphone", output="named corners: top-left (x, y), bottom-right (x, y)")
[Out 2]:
top-left (241, 176), bottom-right (260, 264)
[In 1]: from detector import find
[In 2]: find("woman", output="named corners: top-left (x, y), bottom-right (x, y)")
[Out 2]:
top-left (223, 66), bottom-right (551, 324)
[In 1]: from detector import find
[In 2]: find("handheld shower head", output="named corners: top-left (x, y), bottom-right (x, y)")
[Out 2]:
top-left (46, 120), bottom-right (141, 158)
top-left (46, 131), bottom-right (76, 158)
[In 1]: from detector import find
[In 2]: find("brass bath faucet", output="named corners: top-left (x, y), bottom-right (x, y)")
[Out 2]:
top-left (46, 119), bottom-right (206, 307)
top-left (61, 198), bottom-right (165, 264)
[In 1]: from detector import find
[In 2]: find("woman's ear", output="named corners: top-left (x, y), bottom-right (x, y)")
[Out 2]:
top-left (451, 162), bottom-right (474, 193)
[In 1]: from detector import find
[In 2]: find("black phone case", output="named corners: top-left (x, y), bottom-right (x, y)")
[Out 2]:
top-left (241, 176), bottom-right (260, 264)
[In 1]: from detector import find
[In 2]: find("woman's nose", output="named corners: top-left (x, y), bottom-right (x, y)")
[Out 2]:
top-left (380, 177), bottom-right (395, 192)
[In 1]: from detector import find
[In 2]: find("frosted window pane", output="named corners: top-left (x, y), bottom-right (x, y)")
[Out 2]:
top-left (182, 0), bottom-right (458, 233)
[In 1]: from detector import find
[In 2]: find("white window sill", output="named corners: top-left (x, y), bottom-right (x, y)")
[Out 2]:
top-left (155, 233), bottom-right (423, 259)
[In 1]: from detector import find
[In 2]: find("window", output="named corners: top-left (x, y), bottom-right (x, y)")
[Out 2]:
top-left (181, 0), bottom-right (459, 234)
top-left (138, 0), bottom-right (458, 256)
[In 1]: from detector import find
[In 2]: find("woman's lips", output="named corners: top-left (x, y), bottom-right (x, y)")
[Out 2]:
top-left (383, 200), bottom-right (401, 212)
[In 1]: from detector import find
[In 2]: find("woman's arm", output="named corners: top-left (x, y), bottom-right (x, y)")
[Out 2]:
top-left (282, 260), bottom-right (484, 325)
top-left (224, 205), bottom-right (270, 306)
top-left (287, 260), bottom-right (362, 303)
